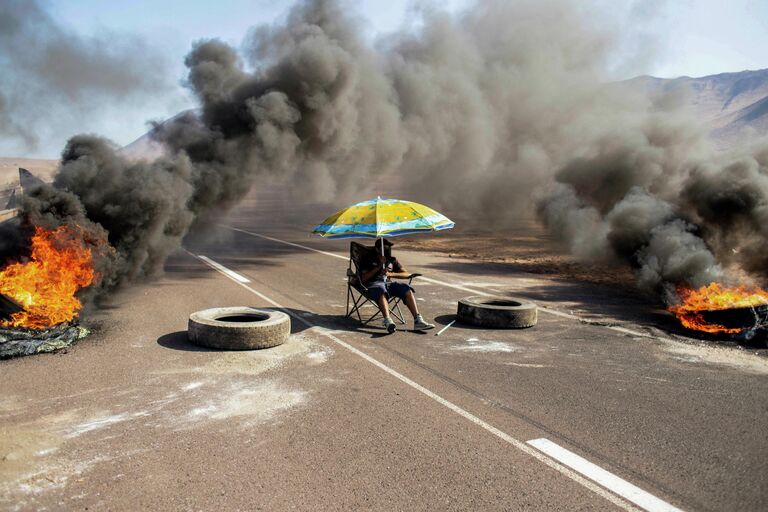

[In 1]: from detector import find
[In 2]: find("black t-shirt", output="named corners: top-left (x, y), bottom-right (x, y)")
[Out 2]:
top-left (361, 253), bottom-right (403, 284)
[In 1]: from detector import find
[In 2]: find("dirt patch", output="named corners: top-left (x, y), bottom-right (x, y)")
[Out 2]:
top-left (660, 340), bottom-right (768, 375)
top-left (396, 220), bottom-right (637, 288)
top-left (158, 333), bottom-right (326, 376)
top-left (184, 379), bottom-right (307, 426)
top-left (0, 158), bottom-right (57, 186)
top-left (451, 338), bottom-right (520, 353)
top-left (0, 427), bottom-right (62, 483)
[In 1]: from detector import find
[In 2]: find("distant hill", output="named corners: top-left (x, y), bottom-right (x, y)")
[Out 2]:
top-left (622, 68), bottom-right (768, 149)
top-left (121, 127), bottom-right (168, 161)
top-left (120, 109), bottom-right (199, 161)
top-left (0, 157), bottom-right (57, 186)
top-left (121, 70), bottom-right (768, 158)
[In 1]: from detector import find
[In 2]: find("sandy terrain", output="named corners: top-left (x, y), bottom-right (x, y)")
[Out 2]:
top-left (0, 157), bottom-right (57, 187)
top-left (395, 220), bottom-right (638, 290)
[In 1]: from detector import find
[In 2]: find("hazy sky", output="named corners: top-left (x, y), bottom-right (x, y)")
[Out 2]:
top-left (4, 0), bottom-right (767, 158)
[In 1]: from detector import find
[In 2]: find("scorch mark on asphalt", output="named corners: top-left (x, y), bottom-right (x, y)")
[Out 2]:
top-left (192, 251), bottom-right (684, 512)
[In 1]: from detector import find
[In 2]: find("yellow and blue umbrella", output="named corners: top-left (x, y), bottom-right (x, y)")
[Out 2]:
top-left (312, 197), bottom-right (454, 239)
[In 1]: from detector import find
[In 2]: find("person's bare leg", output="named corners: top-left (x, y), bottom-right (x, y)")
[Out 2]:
top-left (404, 290), bottom-right (419, 318)
top-left (407, 291), bottom-right (434, 330)
top-left (378, 294), bottom-right (396, 333)
top-left (377, 295), bottom-right (390, 318)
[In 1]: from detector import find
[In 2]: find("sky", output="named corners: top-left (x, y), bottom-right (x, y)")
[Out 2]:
top-left (3, 0), bottom-right (767, 159)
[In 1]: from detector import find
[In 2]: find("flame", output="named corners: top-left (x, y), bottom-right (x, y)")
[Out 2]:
top-left (669, 282), bottom-right (768, 334)
top-left (0, 225), bottom-right (100, 329)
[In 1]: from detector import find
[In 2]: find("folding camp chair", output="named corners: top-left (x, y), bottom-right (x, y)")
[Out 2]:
top-left (345, 241), bottom-right (418, 326)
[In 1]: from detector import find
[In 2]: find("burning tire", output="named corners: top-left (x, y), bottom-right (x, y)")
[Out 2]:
top-left (457, 296), bottom-right (537, 329)
top-left (188, 307), bottom-right (290, 350)
top-left (698, 304), bottom-right (768, 334)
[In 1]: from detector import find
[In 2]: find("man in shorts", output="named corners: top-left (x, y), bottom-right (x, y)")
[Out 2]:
top-left (360, 238), bottom-right (435, 333)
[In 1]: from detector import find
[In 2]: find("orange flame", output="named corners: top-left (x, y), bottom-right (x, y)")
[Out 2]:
top-left (0, 225), bottom-right (100, 329)
top-left (669, 282), bottom-right (768, 334)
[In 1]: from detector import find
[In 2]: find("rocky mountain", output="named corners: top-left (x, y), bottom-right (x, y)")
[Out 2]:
top-left (623, 68), bottom-right (768, 149)
top-left (120, 70), bottom-right (768, 159)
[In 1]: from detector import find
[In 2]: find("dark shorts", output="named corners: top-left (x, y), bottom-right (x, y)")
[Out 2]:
top-left (364, 280), bottom-right (413, 302)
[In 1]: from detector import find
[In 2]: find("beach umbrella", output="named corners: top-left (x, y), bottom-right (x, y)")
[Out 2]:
top-left (312, 197), bottom-right (454, 249)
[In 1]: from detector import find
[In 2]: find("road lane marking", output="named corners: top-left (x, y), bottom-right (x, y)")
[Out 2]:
top-left (228, 227), bottom-right (348, 260)
top-left (222, 227), bottom-right (671, 342)
top-left (223, 227), bottom-right (587, 320)
top-left (527, 439), bottom-right (683, 512)
top-left (197, 255), bottom-right (251, 283)
top-left (189, 251), bottom-right (676, 512)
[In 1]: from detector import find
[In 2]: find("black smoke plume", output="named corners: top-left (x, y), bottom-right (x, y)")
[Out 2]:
top-left (5, 0), bottom-right (768, 305)
top-left (0, 0), bottom-right (173, 156)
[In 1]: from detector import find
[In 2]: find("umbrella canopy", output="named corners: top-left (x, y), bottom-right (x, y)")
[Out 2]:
top-left (312, 197), bottom-right (454, 239)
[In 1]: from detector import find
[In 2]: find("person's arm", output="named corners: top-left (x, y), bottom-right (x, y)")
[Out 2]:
top-left (388, 258), bottom-right (412, 279)
top-left (361, 257), bottom-right (385, 283)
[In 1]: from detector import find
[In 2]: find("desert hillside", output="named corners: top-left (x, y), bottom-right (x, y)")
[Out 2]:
top-left (623, 68), bottom-right (768, 148)
top-left (0, 157), bottom-right (57, 186)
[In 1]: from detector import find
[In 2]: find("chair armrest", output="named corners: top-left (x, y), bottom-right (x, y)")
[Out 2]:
top-left (347, 270), bottom-right (368, 291)
top-left (406, 273), bottom-right (422, 284)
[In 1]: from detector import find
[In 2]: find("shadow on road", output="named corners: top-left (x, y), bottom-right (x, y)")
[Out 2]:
top-left (433, 314), bottom-right (489, 332)
top-left (156, 307), bottom-right (408, 353)
top-left (280, 307), bottom-right (411, 339)
top-left (423, 261), bottom-right (768, 349)
top-left (157, 330), bottom-right (229, 352)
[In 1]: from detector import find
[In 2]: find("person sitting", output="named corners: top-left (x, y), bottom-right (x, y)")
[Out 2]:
top-left (360, 238), bottom-right (435, 333)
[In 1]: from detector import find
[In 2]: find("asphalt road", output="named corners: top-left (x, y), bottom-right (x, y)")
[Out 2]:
top-left (2, 204), bottom-right (767, 511)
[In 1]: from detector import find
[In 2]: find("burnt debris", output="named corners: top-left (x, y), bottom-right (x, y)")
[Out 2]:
top-left (701, 304), bottom-right (768, 335)
top-left (0, 323), bottom-right (90, 359)
top-left (0, 292), bottom-right (24, 321)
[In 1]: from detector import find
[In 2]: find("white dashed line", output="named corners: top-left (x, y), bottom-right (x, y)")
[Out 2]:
top-left (228, 227), bottom-right (347, 261)
top-left (190, 250), bottom-right (683, 512)
top-left (223, 227), bottom-right (676, 344)
top-left (527, 439), bottom-right (683, 512)
top-left (197, 255), bottom-right (251, 283)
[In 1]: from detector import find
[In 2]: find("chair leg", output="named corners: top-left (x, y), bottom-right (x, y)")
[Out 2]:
top-left (346, 286), bottom-right (351, 317)
top-left (391, 300), bottom-right (406, 324)
top-left (346, 287), bottom-right (390, 327)
top-left (350, 293), bottom-right (365, 322)
top-left (362, 307), bottom-right (383, 325)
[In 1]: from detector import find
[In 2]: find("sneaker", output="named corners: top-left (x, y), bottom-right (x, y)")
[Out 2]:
top-left (383, 317), bottom-right (397, 334)
top-left (413, 315), bottom-right (435, 331)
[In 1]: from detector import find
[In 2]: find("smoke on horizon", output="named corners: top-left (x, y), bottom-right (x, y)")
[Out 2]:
top-left (6, 0), bottom-right (768, 304)
top-left (0, 0), bottom-right (176, 156)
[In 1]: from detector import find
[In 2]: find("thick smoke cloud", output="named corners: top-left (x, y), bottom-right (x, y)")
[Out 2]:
top-left (539, 123), bottom-right (768, 297)
top-left (8, 0), bottom-right (768, 303)
top-left (0, 0), bottom-right (173, 156)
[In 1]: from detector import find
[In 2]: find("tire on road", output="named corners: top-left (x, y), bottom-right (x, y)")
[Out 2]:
top-left (188, 307), bottom-right (290, 350)
top-left (457, 296), bottom-right (537, 329)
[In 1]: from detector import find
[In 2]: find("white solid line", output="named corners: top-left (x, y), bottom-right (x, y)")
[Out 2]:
top-left (228, 227), bottom-right (348, 261)
top-left (197, 255), bottom-right (251, 283)
top-left (190, 250), bottom-right (649, 512)
top-left (222, 226), bottom-right (579, 320)
top-left (223, 227), bottom-right (679, 344)
top-left (527, 439), bottom-right (683, 512)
